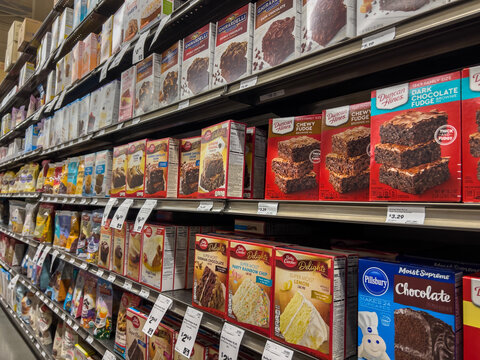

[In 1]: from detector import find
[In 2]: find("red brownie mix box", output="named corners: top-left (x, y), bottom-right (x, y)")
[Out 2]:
top-left (463, 273), bottom-right (480, 360)
top-left (244, 127), bottom-right (266, 199)
top-left (462, 66), bottom-right (480, 202)
top-left (370, 72), bottom-right (462, 202)
top-left (145, 138), bottom-right (179, 198)
top-left (320, 102), bottom-right (371, 201)
top-left (266, 115), bottom-right (321, 200)
top-left (178, 136), bottom-right (201, 198)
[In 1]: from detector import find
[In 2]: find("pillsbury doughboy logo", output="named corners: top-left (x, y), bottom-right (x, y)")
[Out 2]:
top-left (363, 267), bottom-right (389, 296)
top-left (376, 83), bottom-right (409, 110)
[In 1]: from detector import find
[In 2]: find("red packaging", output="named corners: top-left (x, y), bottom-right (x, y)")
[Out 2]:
top-left (320, 102), bottom-right (370, 201)
top-left (370, 72), bottom-right (462, 201)
top-left (265, 115), bottom-right (322, 200)
top-left (145, 138), bottom-right (179, 198)
top-left (126, 139), bottom-right (147, 197)
top-left (463, 272), bottom-right (480, 360)
top-left (178, 136), bottom-right (201, 199)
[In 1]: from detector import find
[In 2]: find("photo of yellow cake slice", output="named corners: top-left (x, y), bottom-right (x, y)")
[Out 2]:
top-left (232, 278), bottom-right (269, 327)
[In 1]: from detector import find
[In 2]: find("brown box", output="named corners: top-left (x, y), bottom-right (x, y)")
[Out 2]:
top-left (18, 18), bottom-right (42, 51)
top-left (5, 21), bottom-right (22, 71)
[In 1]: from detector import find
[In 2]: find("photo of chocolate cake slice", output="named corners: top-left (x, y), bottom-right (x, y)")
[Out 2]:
top-left (220, 41), bottom-right (248, 83)
top-left (112, 168), bottom-right (126, 188)
top-left (127, 165), bottom-right (144, 189)
top-left (196, 266), bottom-right (225, 310)
top-left (127, 340), bottom-right (144, 360)
top-left (380, 0), bottom-right (429, 11)
top-left (100, 241), bottom-right (109, 264)
top-left (187, 57), bottom-right (209, 95)
top-left (200, 152), bottom-right (225, 191)
top-left (262, 17), bottom-right (295, 67)
top-left (310, 0), bottom-right (346, 46)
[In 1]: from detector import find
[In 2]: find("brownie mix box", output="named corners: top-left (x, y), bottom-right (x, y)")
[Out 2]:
top-left (135, 53), bottom-right (161, 116)
top-left (126, 222), bottom-right (142, 281)
top-left (126, 139), bottom-right (147, 197)
top-left (193, 234), bottom-right (229, 318)
top-left (462, 66), bottom-right (480, 202)
top-left (119, 66), bottom-right (136, 122)
top-left (145, 138), bottom-right (179, 198)
top-left (126, 307), bottom-right (148, 360)
top-left (370, 72), bottom-right (462, 201)
top-left (181, 23), bottom-right (216, 99)
top-left (358, 258), bottom-right (462, 360)
top-left (213, 3), bottom-right (254, 87)
top-left (112, 224), bottom-right (127, 275)
top-left (159, 41), bottom-right (182, 106)
top-left (178, 136), bottom-right (201, 198)
top-left (98, 219), bottom-right (113, 270)
top-left (244, 127), bottom-right (266, 199)
top-left (463, 273), bottom-right (480, 360)
top-left (198, 120), bottom-right (246, 199)
top-left (273, 247), bottom-right (346, 359)
top-left (320, 102), bottom-right (371, 201)
top-left (253, 0), bottom-right (301, 74)
top-left (266, 115), bottom-right (321, 200)
top-left (111, 144), bottom-right (128, 197)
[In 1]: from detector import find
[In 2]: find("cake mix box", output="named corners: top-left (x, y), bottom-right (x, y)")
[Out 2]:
top-left (273, 247), bottom-right (346, 359)
top-left (244, 127), bottom-right (266, 199)
top-left (159, 41), bottom-right (182, 106)
top-left (100, 15), bottom-right (113, 64)
top-left (147, 322), bottom-right (175, 360)
top-left (119, 66), bottom-right (136, 122)
top-left (253, 0), bottom-right (301, 74)
top-left (213, 3), bottom-right (254, 87)
top-left (370, 72), bottom-right (462, 202)
top-left (126, 307), bottom-right (148, 360)
top-left (266, 115), bottom-right (322, 200)
top-left (320, 102), bottom-right (371, 201)
top-left (111, 144), bottom-right (128, 197)
top-left (139, 0), bottom-right (175, 32)
top-left (178, 136), bottom-right (201, 198)
top-left (126, 139), bottom-right (147, 197)
top-left (185, 225), bottom-right (213, 289)
top-left (112, 4), bottom-right (125, 55)
top-left (141, 224), bottom-right (168, 291)
top-left (181, 23), bottom-right (216, 99)
top-left (462, 66), bottom-right (480, 202)
top-left (358, 258), bottom-right (462, 360)
top-left (123, 0), bottom-right (140, 43)
top-left (93, 150), bottom-right (113, 196)
top-left (98, 219), bottom-right (113, 270)
top-left (135, 53), bottom-right (161, 116)
top-left (112, 224), bottom-right (127, 276)
top-left (82, 33), bottom-right (99, 79)
top-left (98, 80), bottom-right (120, 129)
top-left (193, 234), bottom-right (229, 318)
top-left (71, 41), bottom-right (84, 82)
top-left (126, 222), bottom-right (142, 281)
top-left (463, 273), bottom-right (480, 360)
top-left (144, 138), bottom-right (179, 198)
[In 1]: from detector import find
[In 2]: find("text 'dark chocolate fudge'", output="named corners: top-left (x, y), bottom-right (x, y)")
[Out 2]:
top-left (187, 57), bottom-right (209, 94)
top-left (332, 126), bottom-right (370, 157)
top-left (274, 171), bottom-right (317, 194)
top-left (220, 42), bottom-right (247, 83)
top-left (326, 153), bottom-right (369, 176)
top-left (278, 136), bottom-right (320, 162)
top-left (379, 158), bottom-right (450, 194)
top-left (329, 170), bottom-right (370, 194)
top-left (379, 110), bottom-right (448, 147)
top-left (380, 0), bottom-right (429, 12)
top-left (310, 0), bottom-right (346, 46)
top-left (262, 17), bottom-right (295, 67)
top-left (375, 140), bottom-right (441, 169)
top-left (272, 157), bottom-right (313, 178)
top-left (469, 132), bottom-right (480, 157)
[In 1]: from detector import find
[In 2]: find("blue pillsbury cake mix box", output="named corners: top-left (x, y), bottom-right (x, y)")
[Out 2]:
top-left (358, 258), bottom-right (462, 360)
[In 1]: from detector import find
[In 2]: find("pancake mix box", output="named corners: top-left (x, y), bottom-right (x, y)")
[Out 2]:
top-left (463, 273), bottom-right (480, 360)
top-left (145, 138), bottom-right (179, 198)
top-left (320, 102), bottom-right (370, 201)
top-left (266, 115), bottom-right (322, 200)
top-left (358, 258), bottom-right (462, 360)
top-left (370, 72), bottom-right (462, 202)
top-left (178, 136), bottom-right (201, 198)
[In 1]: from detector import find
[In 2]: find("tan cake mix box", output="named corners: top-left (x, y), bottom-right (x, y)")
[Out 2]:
top-left (159, 41), bottom-right (182, 106)
top-left (112, 223), bottom-right (127, 276)
top-left (185, 225), bottom-right (213, 289)
top-left (147, 322), bottom-right (174, 360)
top-left (198, 120), bottom-right (246, 199)
top-left (178, 136), bottom-right (201, 198)
top-left (244, 127), bottom-right (266, 199)
top-left (111, 144), bottom-right (128, 197)
top-left (126, 139), bottom-right (147, 197)
top-left (145, 138), bottom-right (179, 198)
top-left (126, 222), bottom-right (142, 281)
top-left (119, 66), bottom-right (136, 122)
top-left (126, 307), bottom-right (148, 360)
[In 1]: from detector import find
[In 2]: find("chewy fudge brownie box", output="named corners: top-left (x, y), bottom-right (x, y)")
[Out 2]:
top-left (463, 273), bottom-right (480, 360)
top-left (358, 258), bottom-right (462, 360)
top-left (370, 72), bottom-right (461, 202)
top-left (144, 138), bottom-right (179, 198)
top-left (266, 115), bottom-right (321, 200)
top-left (320, 102), bottom-right (371, 201)
top-left (178, 136), bottom-right (201, 198)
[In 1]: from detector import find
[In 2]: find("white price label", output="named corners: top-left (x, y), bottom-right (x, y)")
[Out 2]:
top-left (69, 257), bottom-right (75, 264)
top-left (60, 254), bottom-right (66, 260)
top-left (41, 351), bottom-right (46, 358)
top-left (45, 98), bottom-right (57, 113)
top-left (239, 76), bottom-right (257, 90)
top-left (8, 274), bottom-right (19, 290)
top-left (386, 206), bottom-right (425, 225)
top-left (91, 198), bottom-right (98, 205)
top-left (35, 291), bottom-right (40, 296)
top-left (40, 295), bottom-right (45, 301)
top-left (139, 288), bottom-right (150, 299)
top-left (32, 244), bottom-right (45, 264)
top-left (61, 313), bottom-right (66, 320)
top-left (86, 335), bottom-right (94, 344)
top-left (55, 91), bottom-right (66, 110)
top-left (37, 247), bottom-right (50, 267)
top-left (103, 350), bottom-right (117, 360)
top-left (80, 262), bottom-right (88, 270)
top-left (67, 319), bottom-right (73, 326)
top-left (80, 198), bottom-right (87, 204)
top-left (150, 14), bottom-right (171, 50)
top-left (361, 27), bottom-right (396, 50)
top-left (257, 202), bottom-right (278, 216)
top-left (116, 123), bottom-right (124, 130)
top-left (35, 343), bottom-right (40, 349)
top-left (123, 280), bottom-right (133, 290)
top-left (197, 201), bottom-right (213, 212)
top-left (54, 307), bottom-right (59, 314)
top-left (96, 269), bottom-right (104, 277)
top-left (132, 117), bottom-right (141, 125)
top-left (174, 307), bottom-right (203, 358)
top-left (219, 323), bottom-right (245, 360)
top-left (102, 198), bottom-right (118, 226)
top-left (262, 341), bottom-right (293, 360)
top-left (97, 129), bottom-right (106, 136)
top-left (111, 199), bottom-right (134, 230)
top-left (100, 55), bottom-right (114, 82)
top-left (33, 107), bottom-right (43, 121)
top-left (62, 197), bottom-right (68, 203)
top-left (109, 45), bottom-right (130, 70)
top-left (73, 324), bottom-right (79, 331)
top-left (259, 89), bottom-right (285, 102)
top-left (142, 294), bottom-right (173, 337)
top-left (50, 250), bottom-right (59, 271)
top-left (178, 100), bottom-right (189, 110)
top-left (134, 200), bottom-right (157, 232)
top-left (107, 274), bottom-right (116, 283)
top-left (132, 30), bottom-right (150, 63)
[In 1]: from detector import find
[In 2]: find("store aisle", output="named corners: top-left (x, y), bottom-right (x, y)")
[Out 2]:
top-left (0, 309), bottom-right (37, 360)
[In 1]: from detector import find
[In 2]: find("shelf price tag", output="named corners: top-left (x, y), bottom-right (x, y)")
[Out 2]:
top-left (86, 335), bottom-right (94, 344)
top-left (102, 198), bottom-right (118, 226)
top-left (257, 202), bottom-right (278, 216)
top-left (386, 206), bottom-right (425, 225)
top-left (41, 351), bottom-right (46, 358)
top-left (111, 199), bottom-right (134, 230)
top-left (219, 323), bottom-right (245, 360)
top-left (109, 44), bottom-right (130, 70)
top-left (239, 76), bottom-right (257, 90)
top-left (55, 90), bottom-right (66, 110)
top-left (100, 55), bottom-right (114, 82)
top-left (123, 280), bottom-right (133, 291)
top-left (178, 100), bottom-right (189, 110)
top-left (69, 257), bottom-right (75, 264)
top-left (197, 201), bottom-right (213, 212)
top-left (150, 14), bottom-right (171, 50)
top-left (142, 294), bottom-right (173, 337)
top-left (361, 27), bottom-right (396, 50)
top-left (102, 350), bottom-right (116, 360)
top-left (73, 324), bottom-right (79, 331)
top-left (133, 30), bottom-right (150, 64)
top-left (96, 269), bottom-right (104, 277)
top-left (8, 274), bottom-right (20, 290)
top-left (134, 200), bottom-right (157, 232)
top-left (31, 244), bottom-right (44, 264)
top-left (107, 273), bottom-right (116, 283)
top-left (50, 250), bottom-right (59, 271)
top-left (262, 341), bottom-right (293, 360)
top-left (80, 262), bottom-right (88, 270)
top-left (175, 306), bottom-right (203, 358)
top-left (37, 247), bottom-right (50, 267)
top-left (139, 287), bottom-right (150, 299)
top-left (67, 319), bottom-right (73, 326)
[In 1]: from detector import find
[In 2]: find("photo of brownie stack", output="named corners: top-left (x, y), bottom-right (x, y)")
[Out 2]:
top-left (180, 161), bottom-right (199, 195)
top-left (326, 126), bottom-right (370, 193)
top-left (375, 109), bottom-right (450, 194)
top-left (200, 152), bottom-right (225, 191)
top-left (468, 109), bottom-right (480, 180)
top-left (379, 0), bottom-right (429, 12)
top-left (187, 57), bottom-right (209, 94)
top-left (310, 0), bottom-right (346, 46)
top-left (262, 17), bottom-right (295, 67)
top-left (220, 42), bottom-right (248, 83)
top-left (272, 136), bottom-right (320, 193)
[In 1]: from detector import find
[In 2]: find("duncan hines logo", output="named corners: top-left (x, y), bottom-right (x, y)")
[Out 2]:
top-left (472, 278), bottom-right (480, 307)
top-left (272, 118), bottom-right (294, 135)
top-left (376, 83), bottom-right (409, 110)
top-left (326, 106), bottom-right (349, 127)
top-left (469, 65), bottom-right (480, 92)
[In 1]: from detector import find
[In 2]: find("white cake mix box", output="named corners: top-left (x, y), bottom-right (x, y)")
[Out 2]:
top-left (100, 15), bottom-right (114, 64)
top-left (78, 94), bottom-right (90, 137)
top-left (159, 41), bottom-right (182, 106)
top-left (58, 8), bottom-right (74, 45)
top-left (88, 87), bottom-right (103, 133)
top-left (134, 53), bottom-right (161, 116)
top-left (112, 4), bottom-right (125, 54)
top-left (119, 66), bottom-right (136, 122)
top-left (69, 100), bottom-right (80, 140)
top-left (97, 80), bottom-right (120, 129)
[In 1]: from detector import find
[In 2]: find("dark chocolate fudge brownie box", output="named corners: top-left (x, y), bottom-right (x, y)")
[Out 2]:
top-left (177, 136), bottom-right (201, 198)
top-left (144, 138), bottom-right (179, 198)
top-left (358, 258), bottom-right (462, 360)
top-left (462, 66), bottom-right (480, 202)
top-left (266, 115), bottom-right (321, 200)
top-left (320, 102), bottom-right (370, 201)
top-left (370, 72), bottom-right (461, 202)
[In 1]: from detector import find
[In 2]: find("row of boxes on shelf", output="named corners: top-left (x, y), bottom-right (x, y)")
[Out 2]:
top-left (1, 95), bottom-right (43, 136)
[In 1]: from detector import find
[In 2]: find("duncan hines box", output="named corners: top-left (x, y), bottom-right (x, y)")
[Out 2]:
top-left (181, 23), bottom-right (216, 99)
top-left (111, 144), bottom-right (128, 197)
top-left (198, 120), bottom-right (246, 199)
top-left (253, 0), bottom-right (301, 74)
top-left (126, 139), bottom-right (147, 197)
top-left (145, 138), bottom-right (179, 198)
top-left (135, 53), bottom-right (161, 116)
top-left (462, 66), bottom-right (480, 202)
top-left (358, 258), bottom-right (462, 360)
top-left (320, 102), bottom-right (371, 201)
top-left (273, 247), bottom-right (346, 360)
top-left (266, 115), bottom-right (321, 200)
top-left (212, 3), bottom-right (254, 87)
top-left (159, 41), bottom-right (182, 106)
top-left (463, 273), bottom-right (480, 360)
top-left (244, 127), bottom-right (266, 199)
top-left (119, 66), bottom-right (136, 122)
top-left (178, 136), bottom-right (201, 198)
top-left (370, 72), bottom-right (462, 202)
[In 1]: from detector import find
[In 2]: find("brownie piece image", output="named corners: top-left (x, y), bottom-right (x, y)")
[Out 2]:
top-left (380, 0), bottom-right (429, 11)
top-left (274, 171), bottom-right (317, 193)
top-left (180, 161), bottom-right (199, 195)
top-left (220, 42), bottom-right (247, 83)
top-left (272, 157), bottom-right (313, 178)
top-left (127, 165), bottom-right (144, 189)
top-left (379, 110), bottom-right (448, 147)
top-left (310, 0), bottom-right (346, 46)
top-left (136, 81), bottom-right (153, 113)
top-left (100, 241), bottom-right (109, 264)
top-left (394, 308), bottom-right (454, 360)
top-left (196, 266), bottom-right (225, 310)
top-left (181, 179), bottom-right (198, 195)
top-left (161, 71), bottom-right (178, 104)
top-left (278, 136), bottom-right (320, 163)
top-left (146, 168), bottom-right (165, 194)
top-left (374, 140), bottom-right (441, 169)
top-left (187, 57), bottom-right (209, 95)
top-left (203, 152), bottom-right (224, 178)
top-left (200, 172), bottom-right (225, 192)
top-left (332, 126), bottom-right (370, 157)
top-left (469, 132), bottom-right (480, 157)
top-left (326, 153), bottom-right (369, 176)
top-left (329, 170), bottom-right (369, 193)
top-left (379, 158), bottom-right (450, 194)
top-left (112, 168), bottom-right (126, 188)
top-left (262, 17), bottom-right (295, 67)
